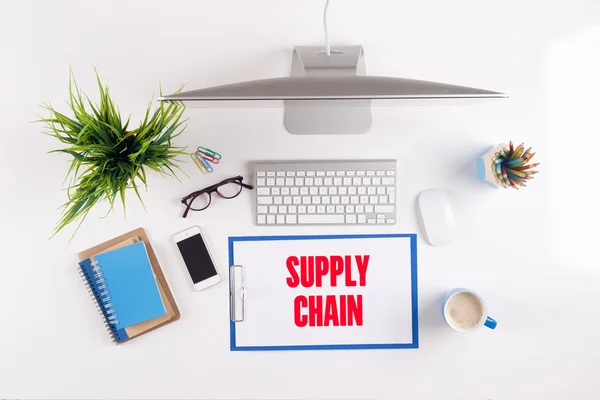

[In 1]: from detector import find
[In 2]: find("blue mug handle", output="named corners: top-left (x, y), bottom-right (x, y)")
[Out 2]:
top-left (484, 316), bottom-right (497, 329)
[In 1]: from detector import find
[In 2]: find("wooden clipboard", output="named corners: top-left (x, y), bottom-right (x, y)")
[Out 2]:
top-left (78, 228), bottom-right (181, 343)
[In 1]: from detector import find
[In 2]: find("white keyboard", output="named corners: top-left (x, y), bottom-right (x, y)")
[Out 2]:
top-left (252, 160), bottom-right (397, 225)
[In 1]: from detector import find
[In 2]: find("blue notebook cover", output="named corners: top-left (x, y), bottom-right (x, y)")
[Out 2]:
top-left (82, 241), bottom-right (166, 332)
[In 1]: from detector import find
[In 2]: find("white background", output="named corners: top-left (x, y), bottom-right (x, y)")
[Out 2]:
top-left (233, 236), bottom-right (414, 347)
top-left (1, 0), bottom-right (600, 399)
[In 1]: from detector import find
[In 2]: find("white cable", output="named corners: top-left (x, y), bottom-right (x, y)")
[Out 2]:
top-left (324, 0), bottom-right (331, 56)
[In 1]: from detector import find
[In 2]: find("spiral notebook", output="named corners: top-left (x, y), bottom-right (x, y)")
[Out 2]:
top-left (78, 228), bottom-right (180, 344)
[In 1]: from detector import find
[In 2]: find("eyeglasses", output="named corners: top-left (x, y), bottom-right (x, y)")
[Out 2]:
top-left (181, 175), bottom-right (254, 218)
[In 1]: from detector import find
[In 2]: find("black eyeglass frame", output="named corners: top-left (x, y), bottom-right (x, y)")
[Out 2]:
top-left (181, 175), bottom-right (254, 218)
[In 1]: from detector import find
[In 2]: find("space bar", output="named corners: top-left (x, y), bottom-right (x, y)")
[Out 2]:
top-left (298, 215), bottom-right (346, 224)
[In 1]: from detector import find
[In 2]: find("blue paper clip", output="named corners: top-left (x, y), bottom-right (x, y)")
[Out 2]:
top-left (198, 153), bottom-right (213, 173)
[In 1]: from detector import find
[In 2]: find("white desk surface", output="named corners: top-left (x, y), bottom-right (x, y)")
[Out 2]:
top-left (1, 0), bottom-right (600, 399)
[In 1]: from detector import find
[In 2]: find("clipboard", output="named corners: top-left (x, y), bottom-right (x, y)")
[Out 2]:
top-left (228, 234), bottom-right (418, 351)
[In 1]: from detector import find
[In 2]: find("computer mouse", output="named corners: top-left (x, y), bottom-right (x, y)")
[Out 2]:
top-left (417, 189), bottom-right (457, 246)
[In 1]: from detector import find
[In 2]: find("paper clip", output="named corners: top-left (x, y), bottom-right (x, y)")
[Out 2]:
top-left (196, 150), bottom-right (219, 164)
top-left (197, 146), bottom-right (222, 160)
top-left (191, 153), bottom-right (208, 174)
top-left (198, 154), bottom-right (214, 173)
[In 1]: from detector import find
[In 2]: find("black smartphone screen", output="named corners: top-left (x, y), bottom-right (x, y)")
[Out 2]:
top-left (176, 234), bottom-right (218, 283)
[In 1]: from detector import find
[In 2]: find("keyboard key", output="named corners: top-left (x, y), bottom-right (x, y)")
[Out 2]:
top-left (257, 171), bottom-right (266, 177)
top-left (382, 177), bottom-right (394, 185)
top-left (357, 171), bottom-right (365, 176)
top-left (347, 171), bottom-right (356, 176)
top-left (341, 196), bottom-right (350, 204)
top-left (368, 187), bottom-right (376, 195)
top-left (336, 171), bottom-right (345, 176)
top-left (343, 177), bottom-right (352, 186)
top-left (365, 205), bottom-right (374, 213)
top-left (271, 187), bottom-right (280, 195)
top-left (257, 197), bottom-right (273, 205)
top-left (363, 177), bottom-right (371, 185)
top-left (322, 196), bottom-right (330, 204)
top-left (379, 195), bottom-right (388, 204)
top-left (305, 177), bottom-right (314, 186)
top-left (375, 205), bottom-right (395, 213)
top-left (324, 177), bottom-right (333, 186)
top-left (317, 205), bottom-right (326, 213)
top-left (293, 196), bottom-right (301, 204)
top-left (350, 196), bottom-right (359, 204)
top-left (281, 187), bottom-right (290, 195)
top-left (267, 172), bottom-right (275, 177)
top-left (376, 171), bottom-right (385, 176)
top-left (291, 187), bottom-right (300, 195)
top-left (356, 205), bottom-right (364, 213)
top-left (367, 218), bottom-right (376, 224)
top-left (286, 215), bottom-right (298, 224)
top-left (339, 187), bottom-right (347, 195)
top-left (314, 177), bottom-right (323, 186)
top-left (297, 171), bottom-right (306, 177)
top-left (370, 196), bottom-right (379, 204)
top-left (279, 206), bottom-right (287, 214)
top-left (307, 206), bottom-right (316, 213)
top-left (327, 205), bottom-right (335, 213)
top-left (348, 187), bottom-right (357, 195)
top-left (346, 214), bottom-right (357, 223)
top-left (372, 177), bottom-right (381, 185)
top-left (276, 215), bottom-right (285, 224)
top-left (302, 197), bottom-right (311, 204)
top-left (274, 197), bottom-right (283, 204)
top-left (298, 206), bottom-right (307, 213)
top-left (307, 171), bottom-right (315, 176)
top-left (258, 215), bottom-right (266, 224)
top-left (257, 206), bottom-right (268, 214)
top-left (266, 178), bottom-right (275, 186)
top-left (377, 218), bottom-right (385, 224)
top-left (298, 214), bottom-right (345, 224)
top-left (267, 215), bottom-right (275, 224)
top-left (386, 170), bottom-right (395, 176)
top-left (269, 206), bottom-right (278, 214)
top-left (289, 205), bottom-right (297, 213)
top-left (300, 187), bottom-right (309, 195)
top-left (310, 187), bottom-right (318, 195)
top-left (295, 178), bottom-right (304, 186)
top-left (328, 187), bottom-right (338, 195)
top-left (387, 186), bottom-right (394, 194)
top-left (346, 205), bottom-right (355, 213)
top-left (312, 196), bottom-right (321, 204)
top-left (276, 178), bottom-right (285, 186)
top-left (285, 178), bottom-right (294, 186)
top-left (367, 171), bottom-right (375, 176)
top-left (284, 197), bottom-right (292, 205)
top-left (326, 171), bottom-right (335, 176)
top-left (333, 177), bottom-right (342, 185)
top-left (353, 177), bottom-right (362, 185)
top-left (377, 214), bottom-right (386, 219)
top-left (319, 187), bottom-right (328, 195)
top-left (336, 205), bottom-right (345, 213)
top-left (377, 186), bottom-right (386, 195)
top-left (331, 196), bottom-right (340, 204)
top-left (316, 171), bottom-right (325, 176)
top-left (358, 214), bottom-right (366, 224)
top-left (277, 171), bottom-right (285, 177)
top-left (387, 219), bottom-right (395, 224)
top-left (388, 192), bottom-right (395, 204)
top-left (257, 178), bottom-right (265, 186)
top-left (286, 171), bottom-right (295, 177)
top-left (257, 187), bottom-right (270, 195)
top-left (358, 187), bottom-right (366, 195)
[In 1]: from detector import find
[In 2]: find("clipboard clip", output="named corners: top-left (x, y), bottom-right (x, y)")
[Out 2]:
top-left (230, 265), bottom-right (246, 322)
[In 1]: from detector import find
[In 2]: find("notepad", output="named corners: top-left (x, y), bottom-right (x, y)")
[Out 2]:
top-left (79, 241), bottom-right (166, 332)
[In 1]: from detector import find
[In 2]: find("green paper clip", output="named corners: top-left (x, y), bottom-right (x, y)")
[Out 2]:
top-left (197, 146), bottom-right (222, 160)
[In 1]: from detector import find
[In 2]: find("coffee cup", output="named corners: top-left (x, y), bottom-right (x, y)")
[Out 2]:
top-left (442, 288), bottom-right (497, 332)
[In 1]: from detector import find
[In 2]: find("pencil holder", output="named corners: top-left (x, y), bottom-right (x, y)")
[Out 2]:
top-left (477, 142), bottom-right (539, 189)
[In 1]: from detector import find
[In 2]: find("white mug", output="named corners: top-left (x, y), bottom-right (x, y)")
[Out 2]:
top-left (442, 288), bottom-right (497, 332)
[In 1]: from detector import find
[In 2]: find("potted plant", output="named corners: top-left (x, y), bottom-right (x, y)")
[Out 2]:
top-left (38, 70), bottom-right (187, 239)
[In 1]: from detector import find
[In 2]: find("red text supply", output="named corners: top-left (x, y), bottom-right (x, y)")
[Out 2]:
top-left (294, 295), bottom-right (363, 327)
top-left (285, 255), bottom-right (370, 288)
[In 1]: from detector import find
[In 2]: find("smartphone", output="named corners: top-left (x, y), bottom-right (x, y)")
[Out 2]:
top-left (173, 226), bottom-right (221, 291)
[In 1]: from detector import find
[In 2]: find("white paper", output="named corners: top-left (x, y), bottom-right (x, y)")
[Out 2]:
top-left (230, 235), bottom-right (417, 350)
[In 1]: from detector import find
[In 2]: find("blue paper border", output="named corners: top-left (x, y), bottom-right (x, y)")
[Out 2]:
top-left (228, 234), bottom-right (418, 351)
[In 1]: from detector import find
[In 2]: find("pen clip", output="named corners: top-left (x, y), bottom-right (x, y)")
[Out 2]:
top-left (191, 153), bottom-right (208, 174)
top-left (197, 146), bottom-right (222, 160)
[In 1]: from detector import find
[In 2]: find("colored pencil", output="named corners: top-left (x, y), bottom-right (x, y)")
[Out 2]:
top-left (509, 141), bottom-right (514, 152)
top-left (501, 163), bottom-right (509, 186)
top-left (506, 168), bottom-right (527, 178)
top-left (514, 163), bottom-right (539, 171)
top-left (489, 141), bottom-right (538, 189)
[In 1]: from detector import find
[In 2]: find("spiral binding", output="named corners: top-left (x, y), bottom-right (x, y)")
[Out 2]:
top-left (78, 260), bottom-right (121, 343)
